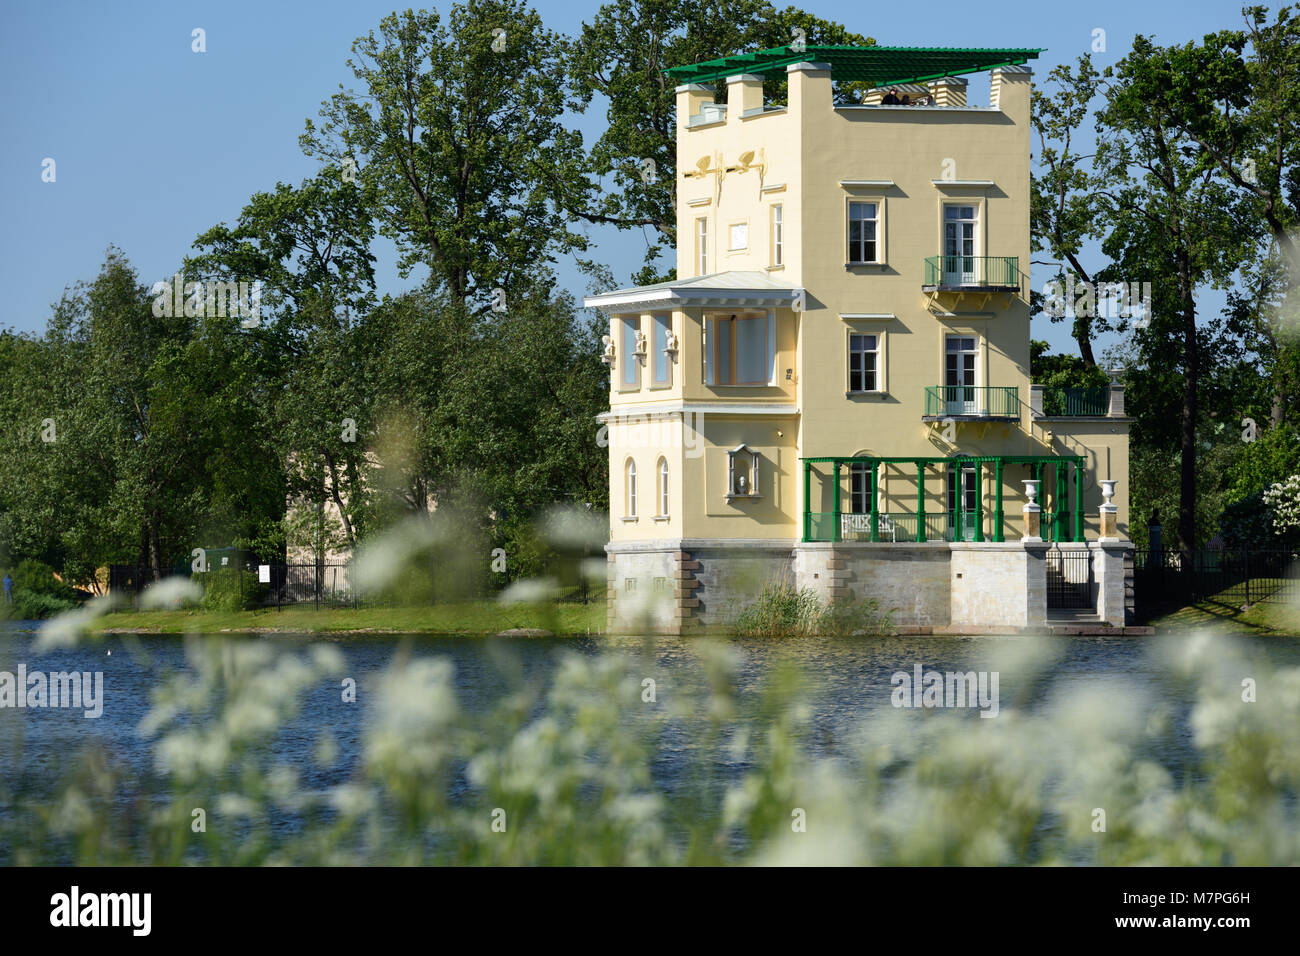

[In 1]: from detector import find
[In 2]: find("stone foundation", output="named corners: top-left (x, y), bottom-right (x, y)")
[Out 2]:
top-left (606, 538), bottom-right (1137, 634)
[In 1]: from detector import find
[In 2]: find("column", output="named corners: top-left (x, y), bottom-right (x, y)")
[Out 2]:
top-left (973, 461), bottom-right (984, 542)
top-left (994, 459), bottom-right (1004, 542)
top-left (802, 459), bottom-right (811, 541)
top-left (916, 461), bottom-right (927, 542)
top-left (831, 461), bottom-right (841, 542)
top-left (1075, 460), bottom-right (1086, 541)
top-left (869, 459), bottom-right (879, 542)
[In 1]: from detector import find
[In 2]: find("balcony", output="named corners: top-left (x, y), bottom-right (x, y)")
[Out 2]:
top-left (923, 255), bottom-right (1020, 291)
top-left (1040, 386), bottom-right (1107, 416)
top-left (1030, 384), bottom-right (1124, 418)
top-left (922, 385), bottom-right (1019, 422)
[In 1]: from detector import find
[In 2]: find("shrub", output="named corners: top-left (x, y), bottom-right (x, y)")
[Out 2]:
top-left (734, 582), bottom-right (891, 637)
top-left (199, 568), bottom-right (268, 612)
top-left (6, 589), bottom-right (76, 620)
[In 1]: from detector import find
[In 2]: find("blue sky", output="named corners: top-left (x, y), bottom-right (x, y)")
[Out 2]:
top-left (0, 0), bottom-right (1255, 356)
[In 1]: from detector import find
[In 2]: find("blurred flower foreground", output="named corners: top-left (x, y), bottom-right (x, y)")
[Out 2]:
top-left (4, 622), bottom-right (1300, 866)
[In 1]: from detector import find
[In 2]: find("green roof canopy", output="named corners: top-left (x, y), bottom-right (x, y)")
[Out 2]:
top-left (665, 44), bottom-right (1043, 89)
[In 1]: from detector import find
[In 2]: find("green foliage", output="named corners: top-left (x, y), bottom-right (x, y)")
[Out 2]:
top-left (7, 590), bottom-right (77, 620)
top-left (734, 581), bottom-right (890, 637)
top-left (199, 569), bottom-right (269, 612)
top-left (0, 560), bottom-right (78, 619)
top-left (1030, 341), bottom-right (1109, 389)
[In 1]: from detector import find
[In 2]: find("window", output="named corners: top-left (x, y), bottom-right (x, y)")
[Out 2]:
top-left (848, 333), bottom-right (878, 392)
top-left (705, 313), bottom-right (774, 386)
top-left (726, 444), bottom-right (760, 498)
top-left (652, 314), bottom-right (673, 386)
top-left (770, 204), bottom-right (784, 267)
top-left (943, 335), bottom-right (978, 415)
top-left (620, 317), bottom-right (641, 388)
top-left (942, 205), bottom-right (978, 284)
top-left (729, 221), bottom-right (748, 251)
top-left (696, 217), bottom-right (709, 275)
top-left (625, 459), bottom-right (638, 517)
top-left (850, 462), bottom-right (871, 514)
top-left (658, 457), bottom-right (670, 517)
top-left (848, 202), bottom-right (879, 264)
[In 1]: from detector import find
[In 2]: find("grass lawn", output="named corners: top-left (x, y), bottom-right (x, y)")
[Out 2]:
top-left (1150, 586), bottom-right (1300, 637)
top-left (93, 600), bottom-right (607, 636)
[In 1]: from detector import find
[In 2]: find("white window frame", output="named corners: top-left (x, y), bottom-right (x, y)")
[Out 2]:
top-left (704, 311), bottom-right (777, 387)
top-left (657, 457), bottom-right (670, 518)
top-left (770, 203), bottom-right (784, 268)
top-left (624, 458), bottom-right (638, 519)
top-left (847, 332), bottom-right (881, 394)
top-left (696, 217), bottom-right (709, 275)
top-left (846, 199), bottom-right (882, 265)
top-left (728, 220), bottom-right (749, 252)
top-left (651, 313), bottom-right (673, 388)
top-left (619, 316), bottom-right (641, 391)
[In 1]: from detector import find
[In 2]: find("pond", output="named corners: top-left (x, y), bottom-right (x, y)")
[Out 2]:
top-left (3, 624), bottom-right (1299, 864)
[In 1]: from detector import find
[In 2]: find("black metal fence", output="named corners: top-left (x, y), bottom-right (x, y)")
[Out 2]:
top-left (1046, 548), bottom-right (1094, 610)
top-left (1133, 548), bottom-right (1300, 618)
top-left (108, 560), bottom-right (593, 610)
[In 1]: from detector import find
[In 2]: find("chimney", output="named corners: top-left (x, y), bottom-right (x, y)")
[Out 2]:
top-left (927, 76), bottom-right (967, 107)
top-left (675, 83), bottom-right (715, 132)
top-left (726, 73), bottom-right (765, 118)
top-left (990, 64), bottom-right (1032, 117)
top-left (786, 61), bottom-right (832, 121)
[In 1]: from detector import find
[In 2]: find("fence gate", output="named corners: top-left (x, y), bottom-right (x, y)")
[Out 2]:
top-left (1046, 547), bottom-right (1094, 610)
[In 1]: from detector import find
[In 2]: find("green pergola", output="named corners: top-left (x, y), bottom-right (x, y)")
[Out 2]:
top-left (665, 44), bottom-right (1044, 89)
top-left (802, 454), bottom-right (1086, 544)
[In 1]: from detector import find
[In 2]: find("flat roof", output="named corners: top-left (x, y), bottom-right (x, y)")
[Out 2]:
top-left (666, 44), bottom-right (1043, 88)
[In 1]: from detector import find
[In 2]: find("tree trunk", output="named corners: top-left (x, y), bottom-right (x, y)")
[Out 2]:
top-left (148, 520), bottom-right (163, 582)
top-left (1179, 271), bottom-right (1198, 569)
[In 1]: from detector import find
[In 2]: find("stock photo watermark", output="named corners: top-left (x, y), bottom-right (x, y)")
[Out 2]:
top-left (891, 664), bottom-right (1000, 718)
top-left (0, 664), bottom-right (104, 718)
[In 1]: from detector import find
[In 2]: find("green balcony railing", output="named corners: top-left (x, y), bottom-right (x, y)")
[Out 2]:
top-left (923, 255), bottom-right (1019, 289)
top-left (923, 385), bottom-right (1019, 419)
top-left (1040, 386), bottom-right (1108, 416)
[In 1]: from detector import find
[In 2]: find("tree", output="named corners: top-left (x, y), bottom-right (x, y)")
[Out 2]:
top-left (1094, 36), bottom-right (1257, 561)
top-left (1030, 55), bottom-right (1109, 367)
top-left (1133, 6), bottom-right (1300, 428)
top-left (190, 170), bottom-right (378, 560)
top-left (301, 3), bottom-right (587, 309)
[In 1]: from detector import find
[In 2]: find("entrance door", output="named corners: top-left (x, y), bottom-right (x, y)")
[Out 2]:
top-left (947, 463), bottom-right (978, 541)
top-left (943, 205), bottom-right (977, 285)
top-left (945, 336), bottom-right (978, 415)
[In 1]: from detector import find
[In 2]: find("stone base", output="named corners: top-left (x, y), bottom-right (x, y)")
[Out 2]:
top-left (605, 537), bottom-right (1099, 635)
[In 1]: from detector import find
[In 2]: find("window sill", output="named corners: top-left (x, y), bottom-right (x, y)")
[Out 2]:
top-left (846, 390), bottom-right (887, 398)
top-left (725, 494), bottom-right (763, 502)
top-left (766, 264), bottom-right (785, 272)
top-left (621, 516), bottom-right (639, 523)
top-left (652, 515), bottom-right (670, 523)
top-left (845, 262), bottom-right (886, 270)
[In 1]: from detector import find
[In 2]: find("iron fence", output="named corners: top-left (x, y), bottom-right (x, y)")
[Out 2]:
top-left (107, 559), bottom-right (593, 610)
top-left (1133, 548), bottom-right (1300, 618)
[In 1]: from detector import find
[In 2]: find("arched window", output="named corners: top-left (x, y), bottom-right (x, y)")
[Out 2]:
top-left (625, 459), bottom-right (638, 517)
top-left (658, 457), bottom-right (670, 517)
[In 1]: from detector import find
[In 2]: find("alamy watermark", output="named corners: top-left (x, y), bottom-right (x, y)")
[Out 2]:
top-left (0, 664), bottom-right (104, 718)
top-left (1041, 276), bottom-right (1152, 327)
top-left (891, 664), bottom-right (999, 718)
top-left (597, 410), bottom-right (705, 458)
top-left (150, 273), bottom-right (263, 327)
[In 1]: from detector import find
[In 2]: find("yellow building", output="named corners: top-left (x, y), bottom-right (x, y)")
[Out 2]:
top-left (585, 46), bottom-right (1133, 634)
